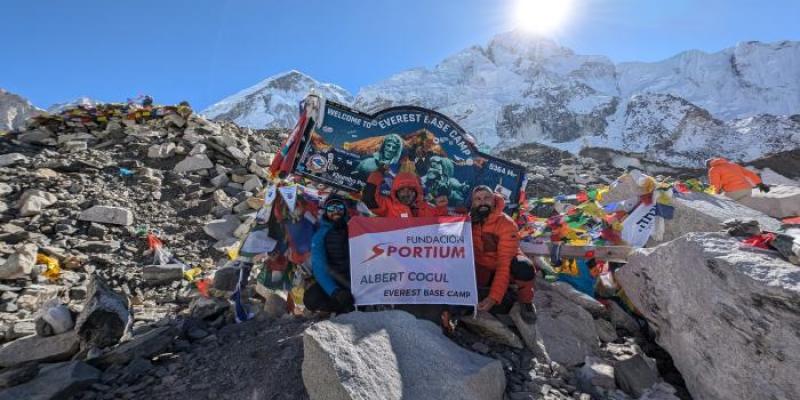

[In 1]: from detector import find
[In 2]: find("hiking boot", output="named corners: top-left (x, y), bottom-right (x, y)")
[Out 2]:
top-left (519, 303), bottom-right (537, 324)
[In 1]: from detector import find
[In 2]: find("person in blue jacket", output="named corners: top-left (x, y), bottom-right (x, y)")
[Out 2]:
top-left (305, 195), bottom-right (355, 313)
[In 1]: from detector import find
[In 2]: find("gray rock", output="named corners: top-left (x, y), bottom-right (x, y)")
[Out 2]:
top-left (459, 311), bottom-right (524, 349)
top-left (189, 143), bottom-right (207, 155)
top-left (34, 300), bottom-right (74, 336)
top-left (142, 264), bottom-right (184, 285)
top-left (173, 154), bottom-right (213, 173)
top-left (594, 318), bottom-right (618, 343)
top-left (0, 183), bottom-right (13, 197)
top-left (91, 326), bottom-right (175, 369)
top-left (738, 184), bottom-right (800, 219)
top-left (0, 331), bottom-right (80, 368)
top-left (614, 355), bottom-right (659, 398)
top-left (146, 142), bottom-right (176, 159)
top-left (533, 284), bottom-right (599, 367)
top-left (87, 223), bottom-right (107, 238)
top-left (0, 243), bottom-right (38, 280)
top-left (17, 129), bottom-right (54, 145)
top-left (608, 302), bottom-right (640, 335)
top-left (262, 291), bottom-right (287, 319)
top-left (576, 356), bottom-right (616, 397)
top-left (188, 296), bottom-right (228, 320)
top-left (203, 214), bottom-right (239, 241)
top-left (0, 153), bottom-right (27, 167)
top-left (652, 191), bottom-right (780, 245)
top-left (242, 176), bottom-right (263, 192)
top-left (0, 361), bottom-right (100, 400)
top-left (210, 173), bottom-right (229, 188)
top-left (16, 190), bottom-right (58, 217)
top-left (509, 303), bottom-right (550, 363)
top-left (79, 205), bottom-right (133, 226)
top-left (74, 277), bottom-right (131, 348)
top-left (548, 281), bottom-right (607, 317)
top-left (302, 310), bottom-right (506, 400)
top-left (0, 363), bottom-right (39, 389)
top-left (616, 232), bottom-right (800, 400)
top-left (252, 151), bottom-right (274, 167)
top-left (212, 267), bottom-right (241, 291)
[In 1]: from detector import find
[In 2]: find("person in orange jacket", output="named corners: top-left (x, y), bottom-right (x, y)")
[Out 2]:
top-left (362, 167), bottom-right (449, 218)
top-left (470, 186), bottom-right (537, 323)
top-left (707, 158), bottom-right (770, 200)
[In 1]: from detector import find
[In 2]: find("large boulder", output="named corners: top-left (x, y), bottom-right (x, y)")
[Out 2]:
top-left (652, 192), bottom-right (781, 245)
top-left (533, 283), bottom-right (599, 367)
top-left (738, 185), bottom-right (800, 219)
top-left (0, 331), bottom-right (80, 368)
top-left (617, 232), bottom-right (800, 400)
top-left (78, 205), bottom-right (133, 226)
top-left (0, 361), bottom-right (100, 400)
top-left (302, 310), bottom-right (506, 400)
top-left (74, 276), bottom-right (131, 348)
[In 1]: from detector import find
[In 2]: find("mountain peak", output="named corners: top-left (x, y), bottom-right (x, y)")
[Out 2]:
top-left (0, 88), bottom-right (41, 131)
top-left (201, 70), bottom-right (352, 129)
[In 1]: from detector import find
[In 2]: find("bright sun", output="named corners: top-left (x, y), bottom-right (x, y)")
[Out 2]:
top-left (514, 0), bottom-right (574, 35)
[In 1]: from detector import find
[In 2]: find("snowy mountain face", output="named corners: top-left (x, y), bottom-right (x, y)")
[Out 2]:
top-left (0, 89), bottom-right (40, 132)
top-left (47, 96), bottom-right (102, 114)
top-left (354, 32), bottom-right (800, 167)
top-left (202, 70), bottom-right (353, 129)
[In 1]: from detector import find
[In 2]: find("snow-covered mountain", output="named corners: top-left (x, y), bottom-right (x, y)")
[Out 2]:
top-left (0, 89), bottom-right (41, 132)
top-left (47, 96), bottom-right (102, 114)
top-left (202, 70), bottom-right (353, 129)
top-left (354, 31), bottom-right (800, 166)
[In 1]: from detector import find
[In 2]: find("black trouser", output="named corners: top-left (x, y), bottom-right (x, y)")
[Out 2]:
top-left (304, 283), bottom-right (351, 314)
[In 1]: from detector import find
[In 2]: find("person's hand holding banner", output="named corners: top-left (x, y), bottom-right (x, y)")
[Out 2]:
top-left (477, 296), bottom-right (497, 312)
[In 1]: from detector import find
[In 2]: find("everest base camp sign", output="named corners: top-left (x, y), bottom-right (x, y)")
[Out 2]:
top-left (348, 216), bottom-right (478, 306)
top-left (294, 99), bottom-right (526, 212)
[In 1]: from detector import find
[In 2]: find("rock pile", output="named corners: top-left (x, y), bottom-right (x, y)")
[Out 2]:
top-left (0, 102), bottom-right (292, 398)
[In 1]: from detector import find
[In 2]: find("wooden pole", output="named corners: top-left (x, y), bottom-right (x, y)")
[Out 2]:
top-left (520, 241), bottom-right (632, 263)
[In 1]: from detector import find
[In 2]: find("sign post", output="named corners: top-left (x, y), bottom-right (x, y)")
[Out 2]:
top-left (348, 216), bottom-right (478, 306)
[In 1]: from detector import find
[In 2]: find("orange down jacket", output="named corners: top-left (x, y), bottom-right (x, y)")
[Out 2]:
top-left (472, 194), bottom-right (522, 304)
top-left (708, 158), bottom-right (762, 193)
top-left (363, 171), bottom-right (448, 218)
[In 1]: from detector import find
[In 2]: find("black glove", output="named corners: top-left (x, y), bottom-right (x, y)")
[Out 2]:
top-left (757, 183), bottom-right (771, 193)
top-left (333, 289), bottom-right (355, 311)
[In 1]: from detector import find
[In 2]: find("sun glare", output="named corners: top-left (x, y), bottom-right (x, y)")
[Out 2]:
top-left (514, 0), bottom-right (574, 35)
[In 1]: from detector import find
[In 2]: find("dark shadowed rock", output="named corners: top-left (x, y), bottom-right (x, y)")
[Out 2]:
top-left (74, 276), bottom-right (131, 348)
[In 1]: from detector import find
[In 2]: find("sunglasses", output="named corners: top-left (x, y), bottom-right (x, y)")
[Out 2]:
top-left (325, 203), bottom-right (346, 213)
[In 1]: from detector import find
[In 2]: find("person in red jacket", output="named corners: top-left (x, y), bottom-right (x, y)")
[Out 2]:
top-left (362, 167), bottom-right (449, 218)
top-left (470, 186), bottom-right (537, 323)
top-left (706, 158), bottom-right (770, 200)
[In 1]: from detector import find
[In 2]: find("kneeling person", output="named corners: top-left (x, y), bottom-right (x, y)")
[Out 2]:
top-left (305, 196), bottom-right (355, 314)
top-left (470, 186), bottom-right (537, 322)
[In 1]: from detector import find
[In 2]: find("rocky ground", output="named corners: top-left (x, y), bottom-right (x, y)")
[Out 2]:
top-left (6, 103), bottom-right (787, 400)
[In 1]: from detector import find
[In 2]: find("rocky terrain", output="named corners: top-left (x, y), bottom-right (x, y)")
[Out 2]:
top-left (0, 101), bottom-right (699, 400)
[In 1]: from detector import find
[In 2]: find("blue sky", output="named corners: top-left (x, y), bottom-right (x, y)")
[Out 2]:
top-left (2, 0), bottom-right (799, 110)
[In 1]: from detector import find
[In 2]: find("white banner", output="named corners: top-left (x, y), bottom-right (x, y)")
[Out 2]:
top-left (348, 216), bottom-right (477, 306)
top-left (621, 203), bottom-right (658, 248)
